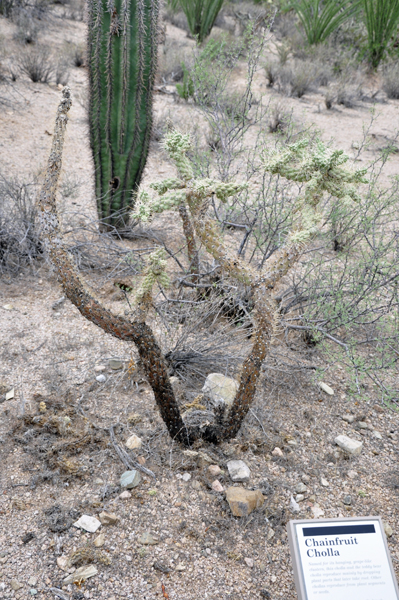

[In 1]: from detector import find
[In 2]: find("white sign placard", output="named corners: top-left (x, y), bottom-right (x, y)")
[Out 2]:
top-left (288, 517), bottom-right (399, 600)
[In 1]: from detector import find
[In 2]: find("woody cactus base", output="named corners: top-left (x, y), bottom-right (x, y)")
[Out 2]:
top-left (39, 89), bottom-right (366, 445)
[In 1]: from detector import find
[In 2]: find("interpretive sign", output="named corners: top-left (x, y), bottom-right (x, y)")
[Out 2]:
top-left (288, 516), bottom-right (399, 600)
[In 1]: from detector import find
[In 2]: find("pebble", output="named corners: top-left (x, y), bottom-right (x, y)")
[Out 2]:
top-left (120, 470), bottom-right (141, 489)
top-left (119, 490), bottom-right (131, 500)
top-left (267, 528), bottom-right (275, 540)
top-left (320, 478), bottom-right (329, 487)
top-left (30, 589), bottom-right (38, 596)
top-left (208, 464), bottom-right (222, 477)
top-left (296, 494), bottom-right (305, 502)
top-left (3, 304), bottom-right (13, 311)
top-left (373, 430), bottom-right (382, 439)
top-left (182, 473), bottom-right (191, 482)
top-left (211, 480), bottom-right (224, 493)
top-left (335, 434), bottom-right (363, 456)
top-left (10, 580), bottom-right (23, 591)
top-left (138, 532), bottom-right (158, 545)
top-left (191, 480), bottom-right (201, 490)
top-left (342, 414), bottom-right (355, 423)
top-left (384, 522), bottom-right (393, 537)
top-left (227, 460), bottom-right (250, 482)
top-left (73, 515), bottom-right (101, 533)
top-left (295, 482), bottom-right (307, 493)
top-left (198, 452), bottom-right (213, 468)
top-left (52, 296), bottom-right (66, 310)
top-left (225, 487), bottom-right (264, 517)
top-left (358, 421), bottom-right (368, 429)
top-left (98, 512), bottom-right (118, 526)
top-left (5, 388), bottom-right (14, 401)
top-left (319, 382), bottom-right (334, 395)
top-left (311, 504), bottom-right (325, 518)
top-left (56, 556), bottom-right (69, 571)
top-left (125, 433), bottom-right (142, 450)
top-left (244, 557), bottom-right (254, 568)
top-left (302, 474), bottom-right (310, 483)
top-left (347, 470), bottom-right (357, 479)
top-left (94, 478), bottom-right (104, 485)
top-left (94, 365), bottom-right (106, 372)
top-left (290, 496), bottom-right (300, 514)
top-left (94, 533), bottom-right (105, 548)
top-left (287, 439), bottom-right (297, 446)
top-left (95, 374), bottom-right (106, 383)
top-left (109, 359), bottom-right (123, 370)
top-left (63, 565), bottom-right (98, 585)
top-left (272, 447), bottom-right (283, 457)
top-left (27, 578), bottom-right (37, 587)
top-left (343, 495), bottom-right (352, 506)
top-left (202, 373), bottom-right (238, 407)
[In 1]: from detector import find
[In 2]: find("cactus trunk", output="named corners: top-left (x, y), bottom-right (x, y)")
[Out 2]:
top-left (87, 0), bottom-right (159, 228)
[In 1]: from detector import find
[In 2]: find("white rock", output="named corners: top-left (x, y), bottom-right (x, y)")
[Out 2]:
top-left (5, 388), bottom-right (14, 401)
top-left (347, 470), bottom-right (357, 479)
top-left (227, 460), bottom-right (250, 482)
top-left (125, 433), bottom-right (142, 450)
top-left (272, 447), bottom-right (283, 457)
top-left (373, 430), bottom-right (382, 439)
top-left (202, 373), bottom-right (238, 407)
top-left (244, 557), bottom-right (254, 568)
top-left (267, 528), bottom-right (275, 540)
top-left (295, 482), bottom-right (307, 493)
top-left (335, 434), bottom-right (363, 456)
top-left (182, 473), bottom-right (191, 482)
top-left (384, 522), bottom-right (393, 537)
top-left (342, 414), bottom-right (355, 423)
top-left (73, 515), bottom-right (101, 533)
top-left (320, 478), bottom-right (329, 487)
top-left (290, 495), bottom-right (300, 514)
top-left (96, 374), bottom-right (106, 383)
top-left (296, 494), bottom-right (305, 502)
top-left (311, 504), bottom-right (325, 518)
top-left (211, 480), bottom-right (224, 493)
top-left (119, 490), bottom-right (131, 500)
top-left (94, 365), bottom-right (106, 372)
top-left (63, 565), bottom-right (98, 585)
top-left (208, 464), bottom-right (222, 477)
top-left (56, 555), bottom-right (70, 572)
top-left (319, 382), bottom-right (334, 395)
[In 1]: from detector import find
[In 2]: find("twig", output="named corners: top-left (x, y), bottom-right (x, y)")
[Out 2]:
top-left (109, 425), bottom-right (156, 480)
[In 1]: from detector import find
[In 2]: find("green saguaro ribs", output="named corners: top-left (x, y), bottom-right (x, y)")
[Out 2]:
top-left (87, 0), bottom-right (159, 228)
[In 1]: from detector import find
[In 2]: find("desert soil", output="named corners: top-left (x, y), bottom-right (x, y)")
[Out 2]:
top-left (0, 7), bottom-right (399, 600)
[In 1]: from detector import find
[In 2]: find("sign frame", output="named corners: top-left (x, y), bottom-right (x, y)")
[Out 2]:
top-left (287, 515), bottom-right (399, 600)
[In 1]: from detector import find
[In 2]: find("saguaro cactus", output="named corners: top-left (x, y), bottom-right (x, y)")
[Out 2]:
top-left (87, 0), bottom-right (159, 228)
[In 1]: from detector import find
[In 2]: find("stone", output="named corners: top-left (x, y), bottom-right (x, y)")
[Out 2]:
top-left (10, 580), bottom-right (23, 591)
top-left (335, 435), bottom-right (363, 456)
top-left (119, 490), bottom-right (131, 500)
top-left (30, 589), bottom-right (38, 596)
top-left (226, 487), bottom-right (264, 517)
top-left (267, 528), bottom-right (275, 540)
top-left (319, 382), bottom-right (334, 395)
top-left (358, 421), bottom-right (368, 429)
top-left (52, 296), bottom-right (66, 310)
top-left (5, 388), bottom-right (14, 401)
top-left (211, 480), bottom-right (224, 493)
top-left (120, 470), bottom-right (141, 489)
top-left (27, 578), bottom-right (37, 587)
top-left (343, 495), bottom-right (352, 506)
top-left (125, 433), bottom-right (142, 450)
top-left (3, 304), bottom-right (13, 311)
top-left (244, 557), bottom-right (254, 568)
top-left (182, 450), bottom-right (199, 458)
top-left (320, 478), bottom-right (329, 487)
top-left (94, 478), bottom-right (104, 485)
top-left (272, 447), bottom-right (283, 457)
top-left (202, 373), bottom-right (238, 407)
top-left (208, 465), bottom-right (222, 477)
top-left (287, 439), bottom-right (297, 446)
top-left (198, 452), bottom-right (214, 468)
top-left (63, 565), bottom-right (98, 585)
top-left (73, 515), bottom-right (101, 533)
top-left (302, 474), bottom-right (310, 483)
top-left (296, 494), bottom-right (305, 502)
top-left (95, 374), bottom-right (106, 383)
top-left (182, 473), bottom-right (191, 482)
top-left (342, 414), bottom-right (355, 423)
top-left (175, 563), bottom-right (186, 572)
top-left (109, 359), bottom-right (123, 370)
top-left (311, 504), bottom-right (325, 518)
top-left (191, 480), bottom-right (201, 490)
top-left (373, 430), bottom-right (382, 439)
top-left (383, 522), bottom-right (393, 538)
top-left (290, 496), bottom-right (300, 514)
top-left (227, 460), bottom-right (250, 482)
top-left (138, 532), bottom-right (158, 545)
top-left (295, 482), bottom-right (307, 493)
top-left (57, 556), bottom-right (70, 571)
top-left (347, 470), bottom-right (357, 479)
top-left (94, 365), bottom-right (106, 372)
top-left (99, 512), bottom-right (118, 526)
top-left (94, 533), bottom-right (105, 548)
top-left (127, 412), bottom-right (142, 425)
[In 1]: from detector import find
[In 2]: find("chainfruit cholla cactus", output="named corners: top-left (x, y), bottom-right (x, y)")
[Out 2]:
top-left (38, 88), bottom-right (366, 445)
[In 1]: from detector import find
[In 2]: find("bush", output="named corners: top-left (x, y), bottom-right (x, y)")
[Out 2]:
top-left (280, 59), bottom-right (318, 97)
top-left (361, 0), bottom-right (399, 68)
top-left (70, 43), bottom-right (85, 67)
top-left (18, 46), bottom-right (54, 83)
top-left (291, 0), bottom-right (360, 45)
top-left (168, 0), bottom-right (225, 43)
top-left (382, 62), bottom-right (399, 98)
top-left (13, 12), bottom-right (40, 44)
top-left (55, 56), bottom-right (70, 86)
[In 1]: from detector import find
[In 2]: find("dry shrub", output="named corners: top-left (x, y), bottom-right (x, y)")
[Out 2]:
top-left (13, 12), bottom-right (41, 44)
top-left (18, 45), bottom-right (54, 83)
top-left (382, 63), bottom-right (399, 99)
top-left (158, 39), bottom-right (189, 83)
top-left (280, 59), bottom-right (318, 98)
top-left (163, 8), bottom-right (190, 33)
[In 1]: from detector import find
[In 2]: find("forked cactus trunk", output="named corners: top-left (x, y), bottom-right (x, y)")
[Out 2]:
top-left (87, 0), bottom-right (159, 228)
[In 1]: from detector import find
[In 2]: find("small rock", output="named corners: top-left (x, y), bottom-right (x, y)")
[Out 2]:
top-left (73, 515), bottom-right (101, 533)
top-left (225, 487), bottom-right (264, 517)
top-left (296, 494), bottom-right (305, 502)
top-left (343, 495), bottom-right (352, 506)
top-left (94, 365), bottom-right (106, 372)
top-left (182, 473), bottom-right (191, 482)
top-left (320, 478), bottom-right (329, 487)
top-left (311, 504), bottom-right (325, 518)
top-left (3, 304), bottom-right (13, 311)
top-left (99, 512), bottom-right (118, 526)
top-left (301, 474), bottom-right (310, 483)
top-left (342, 414), bottom-right (355, 423)
top-left (270, 575), bottom-right (277, 583)
top-left (94, 478), bottom-right (104, 485)
top-left (272, 447), bottom-right (283, 457)
top-left (30, 589), bottom-right (38, 596)
top-left (52, 296), bottom-right (66, 310)
top-left (295, 482), bottom-right (307, 493)
top-left (227, 460), bottom-right (250, 482)
top-left (358, 421), bottom-right (368, 429)
top-left (63, 565), bottom-right (98, 585)
top-left (244, 557), bottom-right (254, 568)
top-left (182, 450), bottom-right (199, 458)
top-left (120, 470), bottom-right (141, 489)
top-left (27, 578), bottom-right (37, 587)
top-left (10, 580), bottom-right (23, 591)
top-left (56, 556), bottom-right (70, 571)
top-left (267, 528), bottom-right (275, 540)
top-left (198, 452), bottom-right (213, 468)
top-left (202, 373), bottom-right (238, 407)
top-left (94, 533), bottom-right (105, 547)
top-left (211, 480), bottom-right (224, 493)
top-left (335, 434), bottom-right (363, 456)
top-left (125, 433), bottom-right (142, 450)
top-left (347, 470), bottom-right (357, 479)
top-left (191, 480), bottom-right (201, 490)
top-left (372, 430), bottom-right (382, 439)
top-left (138, 532), bottom-right (158, 545)
top-left (119, 490), bottom-right (131, 500)
top-left (127, 412), bottom-right (142, 425)
top-left (208, 464), bottom-right (222, 477)
top-left (384, 522), bottom-right (393, 538)
top-left (109, 359), bottom-right (123, 370)
top-left (290, 496), bottom-right (300, 514)
top-left (175, 563), bottom-right (186, 571)
top-left (319, 382), bottom-right (334, 395)
top-left (95, 374), bottom-right (106, 383)
top-left (373, 404), bottom-right (384, 413)
top-left (260, 590), bottom-right (271, 599)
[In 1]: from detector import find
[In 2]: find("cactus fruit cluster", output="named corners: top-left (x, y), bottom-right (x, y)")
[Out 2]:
top-left (87, 0), bottom-right (160, 228)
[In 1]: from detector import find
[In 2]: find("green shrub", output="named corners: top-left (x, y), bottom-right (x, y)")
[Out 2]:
top-left (361, 0), bottom-right (399, 68)
top-left (176, 62), bottom-right (194, 99)
top-left (169, 0), bottom-right (225, 43)
top-left (291, 0), bottom-right (361, 45)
